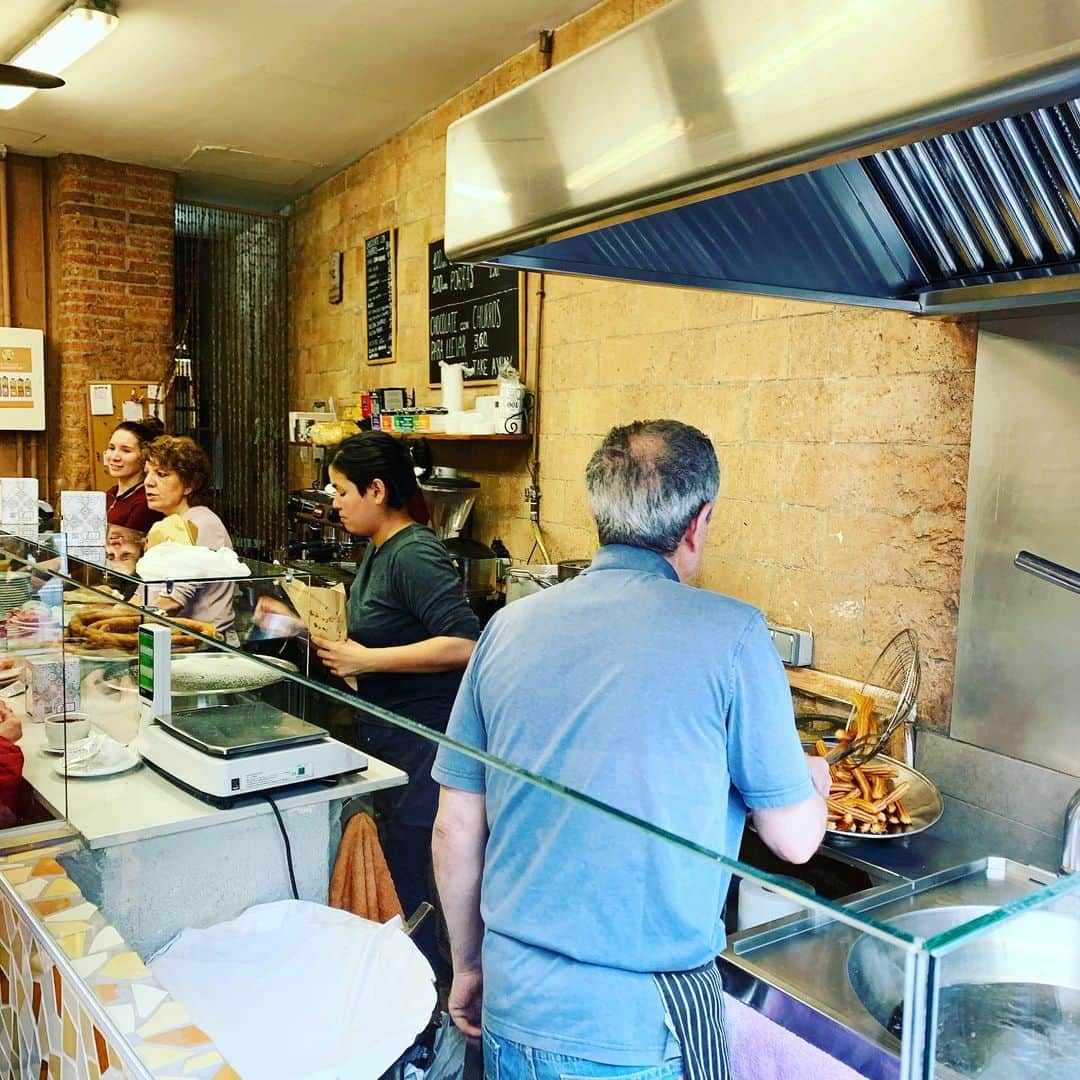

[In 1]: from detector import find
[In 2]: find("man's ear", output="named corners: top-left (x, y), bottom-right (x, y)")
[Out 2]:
top-left (685, 501), bottom-right (713, 553)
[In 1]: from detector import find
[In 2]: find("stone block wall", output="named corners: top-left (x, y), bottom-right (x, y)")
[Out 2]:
top-left (287, 0), bottom-right (977, 728)
top-left (48, 155), bottom-right (175, 495)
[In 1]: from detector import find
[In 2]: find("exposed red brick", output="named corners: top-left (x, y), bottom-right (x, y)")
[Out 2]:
top-left (49, 154), bottom-right (175, 498)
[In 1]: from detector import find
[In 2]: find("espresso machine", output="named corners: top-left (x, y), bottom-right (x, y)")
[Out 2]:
top-left (420, 468), bottom-right (501, 626)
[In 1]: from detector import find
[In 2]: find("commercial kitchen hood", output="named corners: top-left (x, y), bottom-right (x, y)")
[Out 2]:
top-left (444, 0), bottom-right (1080, 315)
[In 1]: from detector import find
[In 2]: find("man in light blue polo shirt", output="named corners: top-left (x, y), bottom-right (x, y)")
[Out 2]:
top-left (432, 420), bottom-right (829, 1080)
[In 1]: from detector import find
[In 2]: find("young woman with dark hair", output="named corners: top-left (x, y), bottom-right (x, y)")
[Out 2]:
top-left (316, 432), bottom-right (479, 972)
top-left (104, 418), bottom-right (166, 533)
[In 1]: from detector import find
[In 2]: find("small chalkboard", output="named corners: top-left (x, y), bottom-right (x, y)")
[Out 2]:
top-left (428, 239), bottom-right (522, 384)
top-left (365, 229), bottom-right (396, 363)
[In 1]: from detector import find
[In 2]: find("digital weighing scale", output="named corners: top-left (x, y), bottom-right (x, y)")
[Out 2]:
top-left (133, 625), bottom-right (367, 801)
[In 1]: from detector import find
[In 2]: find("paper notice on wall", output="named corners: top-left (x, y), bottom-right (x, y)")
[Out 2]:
top-left (282, 579), bottom-right (357, 691)
top-left (147, 384), bottom-right (163, 420)
top-left (121, 399), bottom-right (144, 422)
top-left (89, 384), bottom-right (114, 416)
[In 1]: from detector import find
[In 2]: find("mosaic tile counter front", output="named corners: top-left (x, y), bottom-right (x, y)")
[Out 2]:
top-left (0, 834), bottom-right (240, 1079)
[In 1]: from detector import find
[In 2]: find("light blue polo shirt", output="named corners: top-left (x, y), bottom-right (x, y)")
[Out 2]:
top-left (432, 544), bottom-right (813, 1065)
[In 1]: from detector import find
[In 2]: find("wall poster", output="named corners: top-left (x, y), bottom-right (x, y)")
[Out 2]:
top-left (0, 327), bottom-right (45, 431)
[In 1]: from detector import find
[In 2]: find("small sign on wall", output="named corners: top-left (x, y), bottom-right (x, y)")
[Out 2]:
top-left (0, 327), bottom-right (45, 431)
top-left (328, 251), bottom-right (343, 304)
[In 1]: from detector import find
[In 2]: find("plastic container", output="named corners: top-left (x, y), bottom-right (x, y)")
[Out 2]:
top-left (498, 364), bottom-right (526, 433)
top-left (736, 876), bottom-right (814, 931)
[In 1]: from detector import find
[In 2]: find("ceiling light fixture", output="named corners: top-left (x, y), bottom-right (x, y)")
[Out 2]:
top-left (0, 0), bottom-right (119, 111)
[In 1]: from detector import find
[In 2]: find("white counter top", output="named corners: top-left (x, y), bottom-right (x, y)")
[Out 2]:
top-left (17, 710), bottom-right (407, 850)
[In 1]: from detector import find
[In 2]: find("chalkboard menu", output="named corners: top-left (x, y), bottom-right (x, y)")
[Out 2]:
top-left (365, 230), bottom-right (395, 363)
top-left (428, 239), bottom-right (522, 384)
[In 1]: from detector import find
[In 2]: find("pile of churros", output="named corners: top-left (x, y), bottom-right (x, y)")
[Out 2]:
top-left (813, 691), bottom-right (913, 835)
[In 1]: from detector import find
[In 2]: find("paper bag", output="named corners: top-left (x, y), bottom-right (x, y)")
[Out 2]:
top-left (283, 579), bottom-right (357, 690)
top-left (147, 514), bottom-right (199, 549)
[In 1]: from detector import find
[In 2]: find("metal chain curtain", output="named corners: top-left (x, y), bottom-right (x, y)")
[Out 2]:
top-left (174, 203), bottom-right (288, 557)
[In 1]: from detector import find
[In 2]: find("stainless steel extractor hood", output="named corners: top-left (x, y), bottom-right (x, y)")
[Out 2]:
top-left (444, 0), bottom-right (1080, 315)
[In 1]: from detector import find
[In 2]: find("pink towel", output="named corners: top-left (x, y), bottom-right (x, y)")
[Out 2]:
top-left (724, 993), bottom-right (871, 1080)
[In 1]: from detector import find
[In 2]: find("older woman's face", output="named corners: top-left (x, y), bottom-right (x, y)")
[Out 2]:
top-left (105, 429), bottom-right (143, 483)
top-left (144, 460), bottom-right (191, 516)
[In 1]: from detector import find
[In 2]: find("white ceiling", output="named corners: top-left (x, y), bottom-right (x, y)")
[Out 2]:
top-left (0, 0), bottom-right (597, 210)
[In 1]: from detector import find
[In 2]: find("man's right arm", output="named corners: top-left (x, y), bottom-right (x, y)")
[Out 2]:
top-left (432, 786), bottom-right (489, 1040)
top-left (727, 614), bottom-right (829, 864)
top-left (752, 755), bottom-right (829, 864)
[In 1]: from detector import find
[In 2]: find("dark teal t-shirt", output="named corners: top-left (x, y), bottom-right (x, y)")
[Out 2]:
top-left (347, 523), bottom-right (479, 732)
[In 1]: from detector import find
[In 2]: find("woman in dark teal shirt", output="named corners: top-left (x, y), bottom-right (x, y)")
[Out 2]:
top-left (313, 433), bottom-right (479, 972)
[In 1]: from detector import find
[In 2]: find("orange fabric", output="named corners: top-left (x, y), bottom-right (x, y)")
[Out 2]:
top-left (329, 811), bottom-right (405, 923)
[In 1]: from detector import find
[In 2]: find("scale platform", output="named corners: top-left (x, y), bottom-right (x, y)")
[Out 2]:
top-left (136, 701), bottom-right (368, 801)
top-left (160, 701), bottom-right (327, 758)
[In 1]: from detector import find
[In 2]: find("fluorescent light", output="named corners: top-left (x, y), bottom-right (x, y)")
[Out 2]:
top-left (565, 118), bottom-right (688, 192)
top-left (0, 1), bottom-right (119, 111)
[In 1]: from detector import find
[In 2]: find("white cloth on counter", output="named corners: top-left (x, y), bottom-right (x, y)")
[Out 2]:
top-left (135, 541), bottom-right (251, 581)
top-left (149, 899), bottom-right (436, 1080)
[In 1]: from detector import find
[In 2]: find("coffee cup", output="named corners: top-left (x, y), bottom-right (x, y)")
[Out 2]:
top-left (44, 712), bottom-right (91, 750)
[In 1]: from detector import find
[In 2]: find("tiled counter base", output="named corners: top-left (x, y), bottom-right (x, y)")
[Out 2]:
top-left (0, 830), bottom-right (240, 1080)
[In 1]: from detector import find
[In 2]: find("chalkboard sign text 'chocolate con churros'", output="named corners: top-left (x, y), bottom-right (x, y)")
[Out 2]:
top-left (428, 238), bottom-right (522, 385)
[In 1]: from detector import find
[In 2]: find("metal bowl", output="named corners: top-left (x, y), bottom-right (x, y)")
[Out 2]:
top-left (824, 753), bottom-right (943, 842)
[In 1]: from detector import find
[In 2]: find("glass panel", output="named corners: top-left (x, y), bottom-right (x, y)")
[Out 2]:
top-left (919, 871), bottom-right (1080, 1078)
top-left (1, 525), bottom-right (288, 585)
top-left (7, 521), bottom-right (1079, 1080)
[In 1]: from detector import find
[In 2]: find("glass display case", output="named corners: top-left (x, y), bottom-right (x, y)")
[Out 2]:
top-left (0, 524), bottom-right (1078, 1079)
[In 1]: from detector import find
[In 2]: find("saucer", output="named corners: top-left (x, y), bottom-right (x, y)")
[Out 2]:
top-left (41, 739), bottom-right (91, 756)
top-left (52, 744), bottom-right (140, 778)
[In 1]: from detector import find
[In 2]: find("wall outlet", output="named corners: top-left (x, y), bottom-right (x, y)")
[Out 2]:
top-left (767, 622), bottom-right (813, 667)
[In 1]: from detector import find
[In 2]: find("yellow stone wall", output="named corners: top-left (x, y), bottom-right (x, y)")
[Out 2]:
top-left (288, 0), bottom-right (976, 727)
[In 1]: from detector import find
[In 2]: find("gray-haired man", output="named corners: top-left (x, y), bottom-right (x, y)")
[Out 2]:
top-left (433, 419), bottom-right (829, 1080)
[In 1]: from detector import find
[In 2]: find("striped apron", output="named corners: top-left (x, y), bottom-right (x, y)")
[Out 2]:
top-left (654, 962), bottom-right (731, 1080)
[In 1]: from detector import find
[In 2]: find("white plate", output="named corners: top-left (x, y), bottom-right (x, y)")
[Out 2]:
top-left (52, 744), bottom-right (141, 778)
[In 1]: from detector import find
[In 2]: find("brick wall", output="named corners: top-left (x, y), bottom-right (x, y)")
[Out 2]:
top-left (287, 0), bottom-right (976, 728)
top-left (48, 154), bottom-right (175, 494)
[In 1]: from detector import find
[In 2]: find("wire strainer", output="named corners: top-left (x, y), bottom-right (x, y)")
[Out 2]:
top-left (827, 629), bottom-right (921, 766)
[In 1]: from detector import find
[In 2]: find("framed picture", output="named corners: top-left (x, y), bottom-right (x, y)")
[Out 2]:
top-left (0, 327), bottom-right (45, 431)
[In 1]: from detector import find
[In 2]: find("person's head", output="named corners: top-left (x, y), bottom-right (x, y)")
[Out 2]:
top-left (144, 436), bottom-right (211, 516)
top-left (105, 525), bottom-right (145, 575)
top-left (586, 419), bottom-right (719, 579)
top-left (328, 432), bottom-right (418, 538)
top-left (105, 419), bottom-right (164, 485)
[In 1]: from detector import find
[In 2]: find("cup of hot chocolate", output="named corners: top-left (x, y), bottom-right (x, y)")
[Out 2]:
top-left (44, 712), bottom-right (91, 750)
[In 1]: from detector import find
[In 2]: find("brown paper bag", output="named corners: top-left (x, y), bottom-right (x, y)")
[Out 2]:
top-left (146, 514), bottom-right (199, 549)
top-left (283, 579), bottom-right (357, 690)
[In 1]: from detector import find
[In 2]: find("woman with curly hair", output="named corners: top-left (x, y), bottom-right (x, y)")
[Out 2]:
top-left (142, 435), bottom-right (237, 636)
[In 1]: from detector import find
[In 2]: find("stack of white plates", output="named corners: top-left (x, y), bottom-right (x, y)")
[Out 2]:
top-left (0, 573), bottom-right (31, 615)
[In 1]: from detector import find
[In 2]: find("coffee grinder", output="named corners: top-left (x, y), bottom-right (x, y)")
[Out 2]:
top-left (420, 467), bottom-right (501, 626)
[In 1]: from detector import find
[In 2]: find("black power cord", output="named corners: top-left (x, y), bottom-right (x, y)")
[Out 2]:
top-left (262, 792), bottom-right (299, 899)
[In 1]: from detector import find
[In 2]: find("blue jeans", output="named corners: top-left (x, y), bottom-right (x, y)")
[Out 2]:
top-left (482, 1031), bottom-right (682, 1080)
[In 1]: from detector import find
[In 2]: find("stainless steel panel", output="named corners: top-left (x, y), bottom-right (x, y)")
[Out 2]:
top-left (951, 316), bottom-right (1080, 775)
top-left (446, 0), bottom-right (1080, 264)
